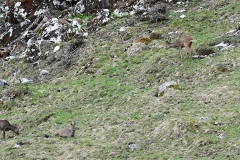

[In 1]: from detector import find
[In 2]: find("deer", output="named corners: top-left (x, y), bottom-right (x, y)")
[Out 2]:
top-left (54, 122), bottom-right (77, 138)
top-left (166, 36), bottom-right (193, 59)
top-left (0, 120), bottom-right (20, 140)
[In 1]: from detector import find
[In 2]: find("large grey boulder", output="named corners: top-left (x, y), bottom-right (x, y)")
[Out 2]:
top-left (157, 81), bottom-right (178, 97)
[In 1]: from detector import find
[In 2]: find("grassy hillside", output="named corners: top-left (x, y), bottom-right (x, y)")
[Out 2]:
top-left (1, 0), bottom-right (240, 159)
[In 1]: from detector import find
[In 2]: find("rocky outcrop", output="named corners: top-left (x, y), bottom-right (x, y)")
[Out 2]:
top-left (0, 0), bottom-right (170, 86)
top-left (0, 0), bottom-right (170, 46)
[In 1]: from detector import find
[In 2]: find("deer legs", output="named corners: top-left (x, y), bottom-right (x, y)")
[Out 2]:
top-left (178, 47), bottom-right (182, 59)
top-left (2, 129), bottom-right (5, 140)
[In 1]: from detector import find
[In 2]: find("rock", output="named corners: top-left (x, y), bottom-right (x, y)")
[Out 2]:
top-left (19, 78), bottom-right (33, 84)
top-left (38, 69), bottom-right (49, 81)
top-left (128, 142), bottom-right (139, 151)
top-left (0, 79), bottom-right (9, 87)
top-left (180, 14), bottom-right (186, 18)
top-left (126, 42), bottom-right (147, 56)
top-left (157, 81), bottom-right (178, 97)
top-left (197, 116), bottom-right (209, 122)
top-left (217, 132), bottom-right (225, 139)
top-left (0, 96), bottom-right (11, 104)
top-left (12, 143), bottom-right (21, 149)
top-left (214, 42), bottom-right (234, 51)
top-left (53, 46), bottom-right (60, 53)
top-left (43, 134), bottom-right (50, 138)
top-left (5, 56), bottom-right (16, 61)
top-left (39, 69), bottom-right (49, 76)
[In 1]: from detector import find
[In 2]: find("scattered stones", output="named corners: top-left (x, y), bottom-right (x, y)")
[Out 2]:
top-left (212, 121), bottom-right (225, 126)
top-left (13, 140), bottom-right (31, 149)
top-left (5, 56), bottom-right (16, 61)
top-left (214, 42), bottom-right (234, 51)
top-left (197, 116), bottom-right (209, 122)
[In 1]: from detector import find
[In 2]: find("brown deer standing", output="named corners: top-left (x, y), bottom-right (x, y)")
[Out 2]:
top-left (55, 122), bottom-right (77, 138)
top-left (166, 36), bottom-right (193, 59)
top-left (0, 120), bottom-right (19, 140)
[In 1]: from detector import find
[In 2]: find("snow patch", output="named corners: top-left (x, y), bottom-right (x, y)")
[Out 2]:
top-left (118, 27), bottom-right (127, 32)
top-left (14, 2), bottom-right (21, 8)
top-left (20, 19), bottom-right (31, 27)
top-left (114, 9), bottom-right (129, 17)
top-left (53, 46), bottom-right (60, 53)
top-left (83, 32), bottom-right (88, 36)
top-left (180, 14), bottom-right (186, 18)
top-left (174, 9), bottom-right (186, 13)
top-left (34, 9), bottom-right (48, 16)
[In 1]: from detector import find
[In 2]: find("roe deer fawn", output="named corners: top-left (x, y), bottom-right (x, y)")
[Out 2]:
top-left (0, 120), bottom-right (19, 140)
top-left (55, 122), bottom-right (77, 138)
top-left (166, 36), bottom-right (193, 59)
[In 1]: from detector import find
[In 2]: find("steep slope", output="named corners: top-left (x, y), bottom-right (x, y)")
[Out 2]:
top-left (0, 0), bottom-right (240, 159)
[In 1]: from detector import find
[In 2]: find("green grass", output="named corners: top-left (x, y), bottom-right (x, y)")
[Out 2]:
top-left (1, 0), bottom-right (240, 159)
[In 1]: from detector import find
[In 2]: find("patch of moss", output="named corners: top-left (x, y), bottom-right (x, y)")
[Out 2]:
top-left (136, 37), bottom-right (151, 45)
top-left (136, 33), bottom-right (163, 45)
